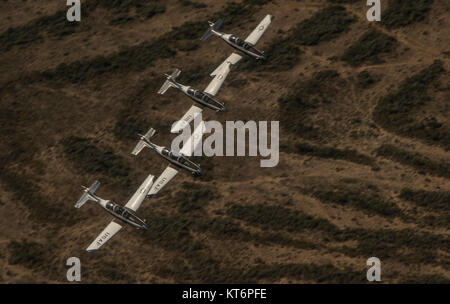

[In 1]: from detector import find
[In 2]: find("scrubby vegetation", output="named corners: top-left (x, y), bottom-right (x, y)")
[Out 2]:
top-left (242, 262), bottom-right (363, 283)
top-left (328, 0), bottom-right (361, 3)
top-left (244, 6), bottom-right (354, 71)
top-left (399, 188), bottom-right (450, 211)
top-left (382, 0), bottom-right (434, 29)
top-left (373, 61), bottom-right (449, 149)
top-left (305, 183), bottom-right (403, 217)
top-left (112, 79), bottom-right (170, 141)
top-left (290, 142), bottom-right (376, 167)
top-left (90, 0), bottom-right (166, 25)
top-left (0, 1), bottom-right (167, 52)
top-left (40, 39), bottom-right (176, 83)
top-left (8, 240), bottom-right (47, 269)
top-left (0, 10), bottom-right (83, 52)
top-left (334, 228), bottom-right (449, 262)
top-left (292, 6), bottom-right (354, 46)
top-left (375, 144), bottom-right (450, 178)
top-left (278, 70), bottom-right (342, 137)
top-left (356, 70), bottom-right (379, 88)
top-left (178, 0), bottom-right (207, 9)
top-left (62, 136), bottom-right (131, 181)
top-left (402, 275), bottom-right (450, 284)
top-left (227, 203), bottom-right (338, 234)
top-left (37, 1), bottom-right (266, 83)
top-left (1, 169), bottom-right (77, 224)
top-left (174, 182), bottom-right (219, 213)
top-left (342, 30), bottom-right (397, 66)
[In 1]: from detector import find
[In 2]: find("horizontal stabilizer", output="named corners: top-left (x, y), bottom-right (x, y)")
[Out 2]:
top-left (131, 140), bottom-right (146, 156)
top-left (201, 19), bottom-right (223, 41)
top-left (75, 180), bottom-right (100, 208)
top-left (158, 79), bottom-right (172, 95)
top-left (158, 69), bottom-right (180, 94)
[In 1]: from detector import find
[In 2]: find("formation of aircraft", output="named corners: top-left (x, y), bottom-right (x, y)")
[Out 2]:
top-left (75, 14), bottom-right (273, 251)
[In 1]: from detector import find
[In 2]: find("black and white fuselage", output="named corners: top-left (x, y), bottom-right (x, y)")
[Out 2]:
top-left (89, 195), bottom-right (148, 230)
top-left (168, 79), bottom-right (226, 112)
top-left (139, 137), bottom-right (202, 176)
top-left (211, 29), bottom-right (266, 60)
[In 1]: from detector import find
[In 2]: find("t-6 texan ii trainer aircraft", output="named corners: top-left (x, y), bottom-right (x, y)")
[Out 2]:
top-left (131, 122), bottom-right (205, 198)
top-left (170, 14), bottom-right (273, 134)
top-left (158, 68), bottom-right (227, 112)
top-left (74, 174), bottom-right (155, 252)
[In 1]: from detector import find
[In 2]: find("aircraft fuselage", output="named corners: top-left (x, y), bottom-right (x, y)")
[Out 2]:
top-left (140, 139), bottom-right (202, 176)
top-left (213, 31), bottom-right (266, 60)
top-left (170, 80), bottom-right (226, 112)
top-left (95, 198), bottom-right (148, 229)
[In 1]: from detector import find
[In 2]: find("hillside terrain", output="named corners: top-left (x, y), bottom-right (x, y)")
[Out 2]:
top-left (0, 0), bottom-right (449, 283)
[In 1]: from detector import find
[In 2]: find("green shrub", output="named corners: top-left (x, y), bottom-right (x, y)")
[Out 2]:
top-left (227, 203), bottom-right (339, 234)
top-left (357, 70), bottom-right (378, 88)
top-left (1, 170), bottom-right (77, 224)
top-left (375, 144), bottom-right (450, 178)
top-left (292, 6), bottom-right (354, 46)
top-left (308, 185), bottom-right (403, 217)
top-left (244, 6), bottom-right (353, 71)
top-left (244, 262), bottom-right (363, 283)
top-left (401, 275), bottom-right (450, 284)
top-left (278, 70), bottom-right (341, 136)
top-left (373, 61), bottom-right (449, 149)
top-left (178, 0), bottom-right (207, 9)
top-left (8, 240), bottom-right (46, 269)
top-left (399, 189), bottom-right (450, 211)
top-left (40, 38), bottom-right (176, 83)
top-left (292, 142), bottom-right (376, 166)
top-left (382, 0), bottom-right (434, 28)
top-left (342, 30), bottom-right (397, 66)
top-left (335, 228), bottom-right (449, 259)
top-left (62, 136), bottom-right (131, 179)
top-left (174, 182), bottom-right (219, 213)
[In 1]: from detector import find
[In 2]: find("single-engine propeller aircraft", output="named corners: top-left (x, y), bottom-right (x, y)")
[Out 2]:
top-left (158, 69), bottom-right (227, 112)
top-left (75, 174), bottom-right (155, 252)
top-left (201, 19), bottom-right (267, 60)
top-left (131, 122), bottom-right (205, 198)
top-left (131, 127), bottom-right (202, 176)
top-left (170, 14), bottom-right (273, 133)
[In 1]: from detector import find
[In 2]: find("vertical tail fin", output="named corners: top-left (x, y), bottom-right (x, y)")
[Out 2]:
top-left (75, 181), bottom-right (100, 208)
top-left (132, 128), bottom-right (155, 155)
top-left (201, 19), bottom-right (223, 41)
top-left (158, 69), bottom-right (181, 94)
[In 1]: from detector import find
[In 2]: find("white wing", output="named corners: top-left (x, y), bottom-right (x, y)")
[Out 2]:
top-left (124, 173), bottom-right (155, 211)
top-left (180, 121), bottom-right (206, 157)
top-left (148, 166), bottom-right (179, 197)
top-left (206, 53), bottom-right (243, 96)
top-left (86, 221), bottom-right (123, 252)
top-left (244, 14), bottom-right (273, 45)
top-left (171, 104), bottom-right (203, 133)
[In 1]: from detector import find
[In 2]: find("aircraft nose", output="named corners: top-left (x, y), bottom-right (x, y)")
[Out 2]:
top-left (221, 106), bottom-right (227, 113)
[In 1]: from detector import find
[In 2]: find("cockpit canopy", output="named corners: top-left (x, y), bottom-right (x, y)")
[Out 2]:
top-left (161, 148), bottom-right (187, 164)
top-left (106, 201), bottom-right (132, 218)
top-left (229, 35), bottom-right (253, 50)
top-left (187, 88), bottom-right (215, 104)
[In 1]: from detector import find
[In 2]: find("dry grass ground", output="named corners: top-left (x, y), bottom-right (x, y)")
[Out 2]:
top-left (0, 0), bottom-right (448, 283)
